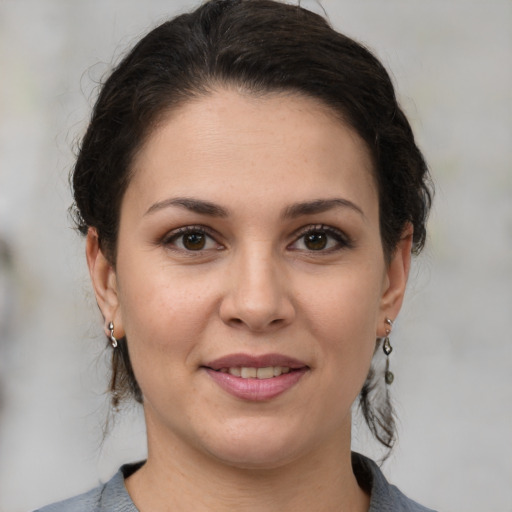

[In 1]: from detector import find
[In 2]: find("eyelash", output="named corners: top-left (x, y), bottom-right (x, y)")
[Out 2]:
top-left (161, 225), bottom-right (221, 252)
top-left (161, 224), bottom-right (352, 253)
top-left (289, 224), bottom-right (352, 252)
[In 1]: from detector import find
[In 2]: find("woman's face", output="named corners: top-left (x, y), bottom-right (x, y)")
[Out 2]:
top-left (89, 89), bottom-right (410, 469)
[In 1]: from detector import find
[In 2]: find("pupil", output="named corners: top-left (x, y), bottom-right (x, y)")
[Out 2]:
top-left (184, 232), bottom-right (205, 250)
top-left (305, 232), bottom-right (327, 250)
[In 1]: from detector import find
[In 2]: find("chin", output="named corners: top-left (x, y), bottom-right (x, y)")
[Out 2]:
top-left (212, 443), bottom-right (302, 471)
top-left (200, 417), bottom-right (311, 470)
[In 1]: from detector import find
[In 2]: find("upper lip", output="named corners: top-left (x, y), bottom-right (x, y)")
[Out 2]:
top-left (204, 353), bottom-right (308, 370)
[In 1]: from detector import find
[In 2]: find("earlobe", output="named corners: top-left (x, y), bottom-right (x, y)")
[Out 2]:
top-left (379, 224), bottom-right (413, 333)
top-left (86, 228), bottom-right (124, 337)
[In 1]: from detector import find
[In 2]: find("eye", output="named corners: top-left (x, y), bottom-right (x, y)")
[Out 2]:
top-left (303, 231), bottom-right (329, 251)
top-left (163, 226), bottom-right (220, 252)
top-left (290, 225), bottom-right (350, 252)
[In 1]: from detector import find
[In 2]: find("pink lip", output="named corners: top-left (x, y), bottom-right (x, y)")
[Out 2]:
top-left (205, 353), bottom-right (307, 370)
top-left (203, 353), bottom-right (309, 402)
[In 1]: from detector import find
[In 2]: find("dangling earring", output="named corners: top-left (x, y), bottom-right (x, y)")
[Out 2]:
top-left (108, 321), bottom-right (118, 348)
top-left (383, 317), bottom-right (394, 385)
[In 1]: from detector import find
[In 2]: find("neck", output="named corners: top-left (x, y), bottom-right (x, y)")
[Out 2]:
top-left (126, 416), bottom-right (369, 512)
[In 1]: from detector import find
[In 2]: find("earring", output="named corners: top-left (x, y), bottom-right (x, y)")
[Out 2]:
top-left (383, 317), bottom-right (394, 385)
top-left (108, 321), bottom-right (118, 348)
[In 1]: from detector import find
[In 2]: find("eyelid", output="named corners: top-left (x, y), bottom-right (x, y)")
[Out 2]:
top-left (288, 224), bottom-right (353, 251)
top-left (161, 225), bottom-right (223, 250)
top-left (159, 223), bottom-right (351, 253)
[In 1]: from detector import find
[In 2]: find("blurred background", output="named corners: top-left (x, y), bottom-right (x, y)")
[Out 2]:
top-left (0, 1), bottom-right (511, 511)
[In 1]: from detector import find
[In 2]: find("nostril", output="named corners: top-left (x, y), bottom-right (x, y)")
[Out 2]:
top-left (219, 284), bottom-right (295, 332)
top-left (227, 316), bottom-right (284, 331)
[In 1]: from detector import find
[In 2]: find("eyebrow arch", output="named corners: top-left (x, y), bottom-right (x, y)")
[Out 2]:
top-left (145, 197), bottom-right (229, 217)
top-left (282, 198), bottom-right (365, 219)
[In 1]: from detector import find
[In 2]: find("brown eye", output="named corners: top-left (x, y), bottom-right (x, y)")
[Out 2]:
top-left (164, 227), bottom-right (219, 252)
top-left (289, 225), bottom-right (351, 253)
top-left (182, 232), bottom-right (206, 250)
top-left (304, 231), bottom-right (328, 250)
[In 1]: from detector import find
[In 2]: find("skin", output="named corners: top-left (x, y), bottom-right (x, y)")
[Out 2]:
top-left (87, 89), bottom-right (412, 512)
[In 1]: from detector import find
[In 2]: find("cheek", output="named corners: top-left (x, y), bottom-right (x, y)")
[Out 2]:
top-left (300, 266), bottom-right (382, 381)
top-left (303, 261), bottom-right (383, 330)
top-left (115, 258), bottom-right (219, 367)
top-left (116, 278), bottom-right (218, 410)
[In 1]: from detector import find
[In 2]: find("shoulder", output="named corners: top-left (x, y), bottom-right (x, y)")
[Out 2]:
top-left (381, 484), bottom-right (437, 512)
top-left (352, 452), bottom-right (438, 512)
top-left (34, 484), bottom-right (105, 512)
top-left (33, 462), bottom-right (143, 512)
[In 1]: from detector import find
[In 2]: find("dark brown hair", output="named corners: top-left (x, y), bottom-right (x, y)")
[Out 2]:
top-left (71, 0), bottom-right (433, 450)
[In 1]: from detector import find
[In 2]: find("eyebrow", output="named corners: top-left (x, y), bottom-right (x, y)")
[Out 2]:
top-left (145, 197), bottom-right (229, 217)
top-left (144, 196), bottom-right (364, 220)
top-left (282, 198), bottom-right (365, 219)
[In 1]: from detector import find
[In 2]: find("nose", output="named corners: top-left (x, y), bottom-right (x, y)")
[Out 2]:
top-left (219, 247), bottom-right (295, 333)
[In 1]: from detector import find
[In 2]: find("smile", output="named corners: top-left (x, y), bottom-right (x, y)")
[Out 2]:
top-left (217, 366), bottom-right (292, 379)
top-left (203, 354), bottom-right (309, 401)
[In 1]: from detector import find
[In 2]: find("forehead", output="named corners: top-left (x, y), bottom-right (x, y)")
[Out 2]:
top-left (127, 88), bottom-right (377, 218)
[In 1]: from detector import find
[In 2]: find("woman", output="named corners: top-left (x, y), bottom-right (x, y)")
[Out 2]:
top-left (38, 0), bottom-right (435, 510)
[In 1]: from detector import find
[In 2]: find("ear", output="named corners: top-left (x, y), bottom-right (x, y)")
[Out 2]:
top-left (86, 228), bottom-right (125, 338)
top-left (378, 224), bottom-right (413, 334)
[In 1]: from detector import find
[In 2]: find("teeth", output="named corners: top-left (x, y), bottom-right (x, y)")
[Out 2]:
top-left (222, 366), bottom-right (292, 379)
top-left (241, 367), bottom-right (257, 378)
top-left (256, 367), bottom-right (274, 379)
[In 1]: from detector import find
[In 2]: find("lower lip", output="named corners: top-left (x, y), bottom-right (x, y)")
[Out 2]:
top-left (204, 368), bottom-right (308, 401)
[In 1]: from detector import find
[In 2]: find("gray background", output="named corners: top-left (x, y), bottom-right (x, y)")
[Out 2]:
top-left (0, 1), bottom-right (511, 511)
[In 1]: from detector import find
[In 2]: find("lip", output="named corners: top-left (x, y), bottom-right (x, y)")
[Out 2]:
top-left (204, 353), bottom-right (308, 370)
top-left (202, 353), bottom-right (309, 401)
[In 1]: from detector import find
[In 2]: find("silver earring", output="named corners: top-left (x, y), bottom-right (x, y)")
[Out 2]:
top-left (383, 317), bottom-right (394, 385)
top-left (108, 321), bottom-right (118, 348)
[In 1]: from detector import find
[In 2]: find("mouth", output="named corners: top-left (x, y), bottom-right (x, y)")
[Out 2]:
top-left (202, 354), bottom-right (309, 401)
top-left (214, 366), bottom-right (296, 379)
top-left (203, 353), bottom-right (308, 375)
